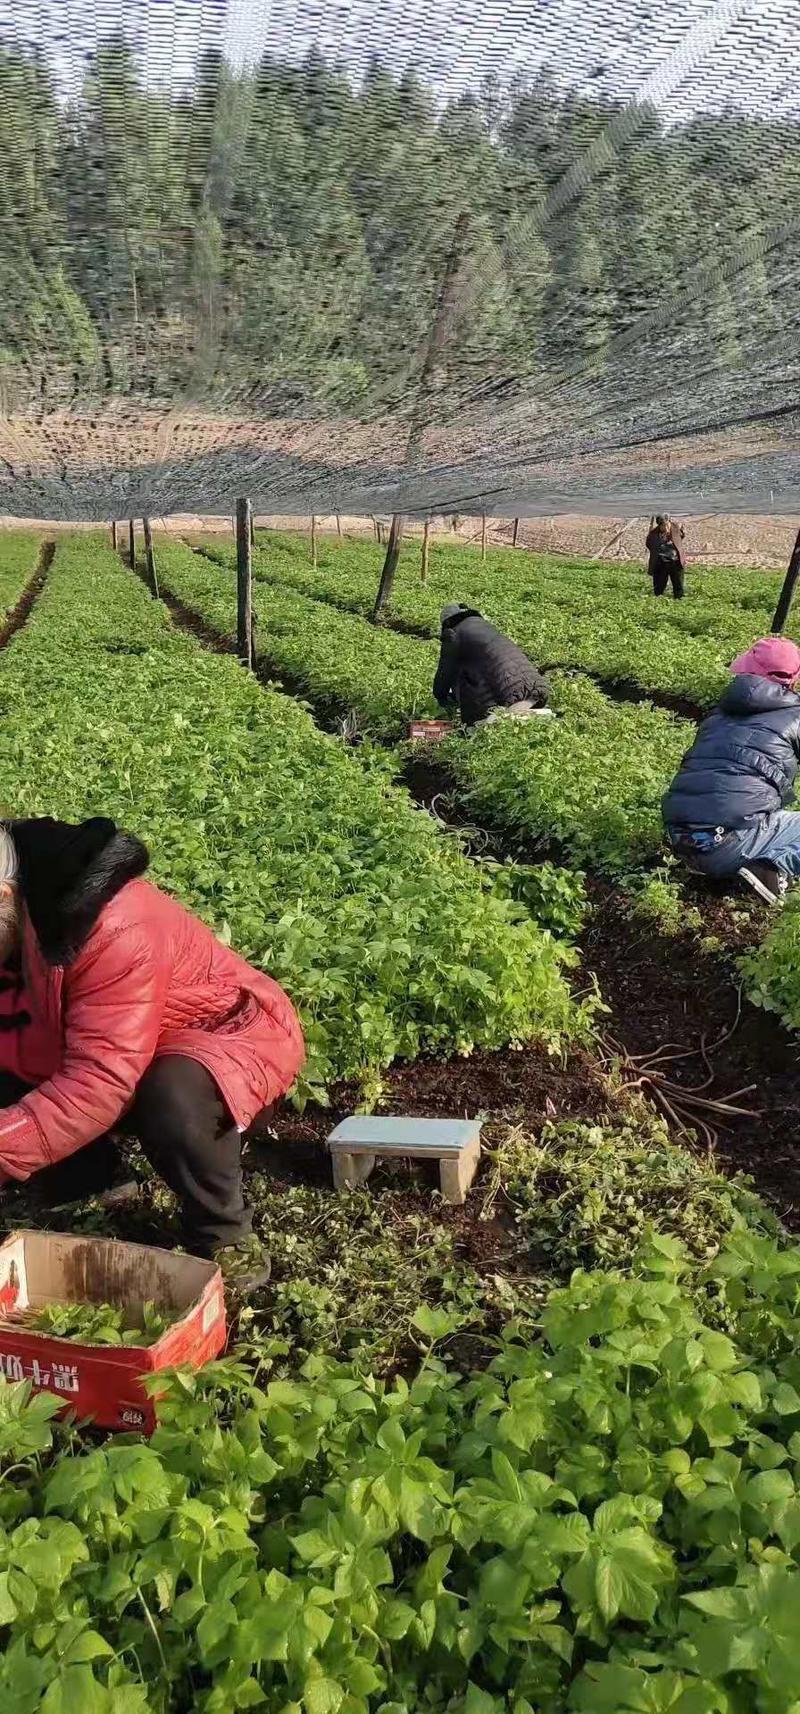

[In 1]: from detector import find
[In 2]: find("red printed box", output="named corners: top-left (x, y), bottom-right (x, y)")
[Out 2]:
top-left (407, 719), bottom-right (454, 742)
top-left (0, 1230), bottom-right (226, 1433)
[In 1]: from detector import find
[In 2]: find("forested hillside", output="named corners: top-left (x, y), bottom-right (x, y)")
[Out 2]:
top-left (1, 35), bottom-right (796, 433)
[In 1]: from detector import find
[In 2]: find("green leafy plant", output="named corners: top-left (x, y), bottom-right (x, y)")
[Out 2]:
top-left (0, 535), bottom-right (587, 1104)
top-left (743, 891), bottom-right (800, 1028)
top-left (239, 1174), bottom-right (485, 1370)
top-left (3, 1231), bottom-right (800, 1710)
top-left (157, 539), bottom-right (691, 877)
top-left (495, 1112), bottom-right (779, 1287)
top-left (0, 530), bottom-right (43, 618)
top-left (25, 1299), bottom-right (179, 1346)
top-left (482, 858), bottom-right (588, 940)
top-left (623, 868), bottom-right (704, 937)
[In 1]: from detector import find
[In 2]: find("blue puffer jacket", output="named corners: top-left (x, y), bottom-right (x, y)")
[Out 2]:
top-left (662, 674), bottom-right (800, 830)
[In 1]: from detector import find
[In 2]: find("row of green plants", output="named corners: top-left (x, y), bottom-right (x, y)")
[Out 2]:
top-left (4, 1206), bottom-right (800, 1712)
top-left (742, 896), bottom-right (800, 1037)
top-left (0, 529), bottom-right (44, 614)
top-left (241, 528), bottom-right (781, 626)
top-left (209, 531), bottom-right (785, 711)
top-left (0, 533), bottom-right (796, 1709)
top-left (158, 542), bottom-right (691, 877)
top-left (0, 534), bottom-right (584, 1101)
top-left (439, 676), bottom-right (690, 877)
top-left (247, 535), bottom-right (800, 998)
top-left (171, 537), bottom-right (800, 999)
top-left (158, 541), bottom-right (440, 740)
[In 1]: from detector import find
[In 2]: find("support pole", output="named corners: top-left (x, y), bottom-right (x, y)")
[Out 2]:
top-left (336, 514), bottom-right (342, 540)
top-left (236, 496), bottom-right (254, 668)
top-left (373, 513), bottom-right (404, 620)
top-left (481, 513), bottom-right (487, 562)
top-left (421, 518), bottom-right (430, 583)
top-left (599, 516), bottom-right (640, 559)
top-left (250, 513), bottom-right (256, 549)
top-left (771, 527), bottom-right (800, 633)
top-left (111, 520), bottom-right (118, 552)
top-left (128, 519), bottom-right (135, 569)
top-left (142, 517), bottom-right (159, 599)
top-left (372, 213), bottom-right (472, 623)
top-left (311, 514), bottom-right (317, 571)
top-left (512, 517), bottom-right (519, 548)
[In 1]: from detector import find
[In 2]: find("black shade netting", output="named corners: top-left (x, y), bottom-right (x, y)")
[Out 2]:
top-left (1, 0), bottom-right (799, 519)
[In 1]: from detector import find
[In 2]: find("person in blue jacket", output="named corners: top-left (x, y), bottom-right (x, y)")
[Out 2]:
top-left (662, 636), bottom-right (800, 903)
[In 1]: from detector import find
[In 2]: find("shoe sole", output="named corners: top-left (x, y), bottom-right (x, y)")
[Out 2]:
top-left (739, 866), bottom-right (783, 905)
top-left (97, 1182), bottom-right (141, 1210)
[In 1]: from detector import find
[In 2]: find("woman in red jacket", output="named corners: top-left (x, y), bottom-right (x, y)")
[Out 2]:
top-left (0, 817), bottom-right (304, 1284)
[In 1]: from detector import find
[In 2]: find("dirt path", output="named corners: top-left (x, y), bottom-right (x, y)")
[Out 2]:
top-left (407, 749), bottom-right (800, 1221)
top-left (582, 888), bottom-right (800, 1226)
top-left (0, 539), bottom-right (54, 650)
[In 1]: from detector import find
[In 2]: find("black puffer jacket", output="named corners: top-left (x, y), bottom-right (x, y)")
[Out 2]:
top-left (662, 674), bottom-right (800, 829)
top-left (433, 609), bottom-right (549, 725)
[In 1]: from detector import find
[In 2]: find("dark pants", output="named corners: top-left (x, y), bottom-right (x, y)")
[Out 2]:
top-left (652, 561), bottom-right (684, 598)
top-left (0, 1056), bottom-right (251, 1255)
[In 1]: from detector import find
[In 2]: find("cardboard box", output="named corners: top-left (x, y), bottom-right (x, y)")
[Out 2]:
top-left (0, 1231), bottom-right (226, 1433)
top-left (407, 719), bottom-right (454, 742)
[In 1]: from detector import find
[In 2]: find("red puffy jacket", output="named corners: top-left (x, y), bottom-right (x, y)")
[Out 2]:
top-left (0, 820), bottom-right (304, 1182)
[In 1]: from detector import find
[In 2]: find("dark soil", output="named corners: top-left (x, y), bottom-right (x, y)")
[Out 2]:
top-left (128, 549), bottom-right (237, 663)
top-left (402, 752), bottom-right (770, 950)
top-left (582, 883), bottom-right (800, 1225)
top-left (400, 749), bottom-right (800, 1231)
top-left (401, 753), bottom-right (569, 868)
top-left (1, 1038), bottom-right (612, 1279)
top-left (247, 1040), bottom-right (611, 1269)
top-left (154, 580), bottom-right (235, 657)
top-left (259, 1039), bottom-right (608, 1170)
top-left (0, 539), bottom-right (54, 648)
top-left (675, 876), bottom-right (768, 952)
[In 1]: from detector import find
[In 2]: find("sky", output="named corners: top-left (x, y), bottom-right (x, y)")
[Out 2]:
top-left (2, 0), bottom-right (800, 123)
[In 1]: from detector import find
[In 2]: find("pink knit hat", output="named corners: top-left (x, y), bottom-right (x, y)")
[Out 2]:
top-left (730, 636), bottom-right (800, 685)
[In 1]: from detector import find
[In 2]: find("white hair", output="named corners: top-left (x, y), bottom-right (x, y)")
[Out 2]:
top-left (0, 828), bottom-right (18, 888)
top-left (0, 830), bottom-right (20, 958)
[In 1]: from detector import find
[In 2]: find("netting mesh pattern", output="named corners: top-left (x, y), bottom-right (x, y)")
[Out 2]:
top-left (1, 0), bottom-right (799, 518)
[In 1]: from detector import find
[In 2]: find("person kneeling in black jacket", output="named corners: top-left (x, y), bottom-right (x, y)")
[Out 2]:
top-left (662, 636), bottom-right (800, 904)
top-left (433, 604), bottom-right (551, 728)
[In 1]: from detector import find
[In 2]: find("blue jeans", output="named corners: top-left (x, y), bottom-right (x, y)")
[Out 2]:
top-left (669, 811), bottom-right (800, 878)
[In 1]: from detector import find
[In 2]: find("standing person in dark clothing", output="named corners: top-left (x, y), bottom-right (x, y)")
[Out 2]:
top-left (662, 636), bottom-right (800, 904)
top-left (646, 515), bottom-right (685, 599)
top-left (433, 604), bottom-right (551, 728)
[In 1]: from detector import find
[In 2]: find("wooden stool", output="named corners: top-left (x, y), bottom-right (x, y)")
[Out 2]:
top-left (327, 1116), bottom-right (482, 1205)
